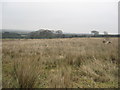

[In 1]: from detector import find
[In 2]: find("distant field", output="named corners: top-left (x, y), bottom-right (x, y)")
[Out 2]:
top-left (2, 38), bottom-right (118, 88)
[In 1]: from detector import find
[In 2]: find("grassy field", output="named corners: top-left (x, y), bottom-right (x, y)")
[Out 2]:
top-left (2, 38), bottom-right (118, 88)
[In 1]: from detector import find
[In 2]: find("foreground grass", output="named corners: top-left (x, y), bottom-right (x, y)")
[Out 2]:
top-left (0, 62), bottom-right (1, 89)
top-left (2, 38), bottom-right (118, 88)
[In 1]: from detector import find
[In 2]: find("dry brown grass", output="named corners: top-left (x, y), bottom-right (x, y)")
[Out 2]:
top-left (2, 38), bottom-right (118, 88)
top-left (0, 39), bottom-right (2, 89)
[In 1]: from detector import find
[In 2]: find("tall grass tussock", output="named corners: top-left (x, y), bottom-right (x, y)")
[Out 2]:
top-left (2, 38), bottom-right (118, 88)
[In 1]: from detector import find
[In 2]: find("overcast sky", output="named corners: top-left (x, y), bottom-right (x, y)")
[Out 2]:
top-left (0, 0), bottom-right (119, 34)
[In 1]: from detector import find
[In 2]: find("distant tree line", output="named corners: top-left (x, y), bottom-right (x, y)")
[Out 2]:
top-left (27, 29), bottom-right (63, 39)
top-left (2, 32), bottom-right (22, 39)
top-left (2, 29), bottom-right (120, 39)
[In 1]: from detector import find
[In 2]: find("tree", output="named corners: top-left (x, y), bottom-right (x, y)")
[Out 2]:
top-left (91, 30), bottom-right (99, 36)
top-left (28, 29), bottom-right (55, 38)
top-left (103, 31), bottom-right (108, 35)
top-left (55, 30), bottom-right (63, 38)
top-left (55, 30), bottom-right (63, 34)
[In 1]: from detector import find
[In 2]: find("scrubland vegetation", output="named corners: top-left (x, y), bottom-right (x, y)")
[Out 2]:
top-left (2, 38), bottom-right (118, 88)
top-left (0, 40), bottom-right (2, 89)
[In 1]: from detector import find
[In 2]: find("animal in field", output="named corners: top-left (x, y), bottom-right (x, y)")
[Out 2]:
top-left (102, 39), bottom-right (111, 44)
top-left (102, 31), bottom-right (112, 44)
